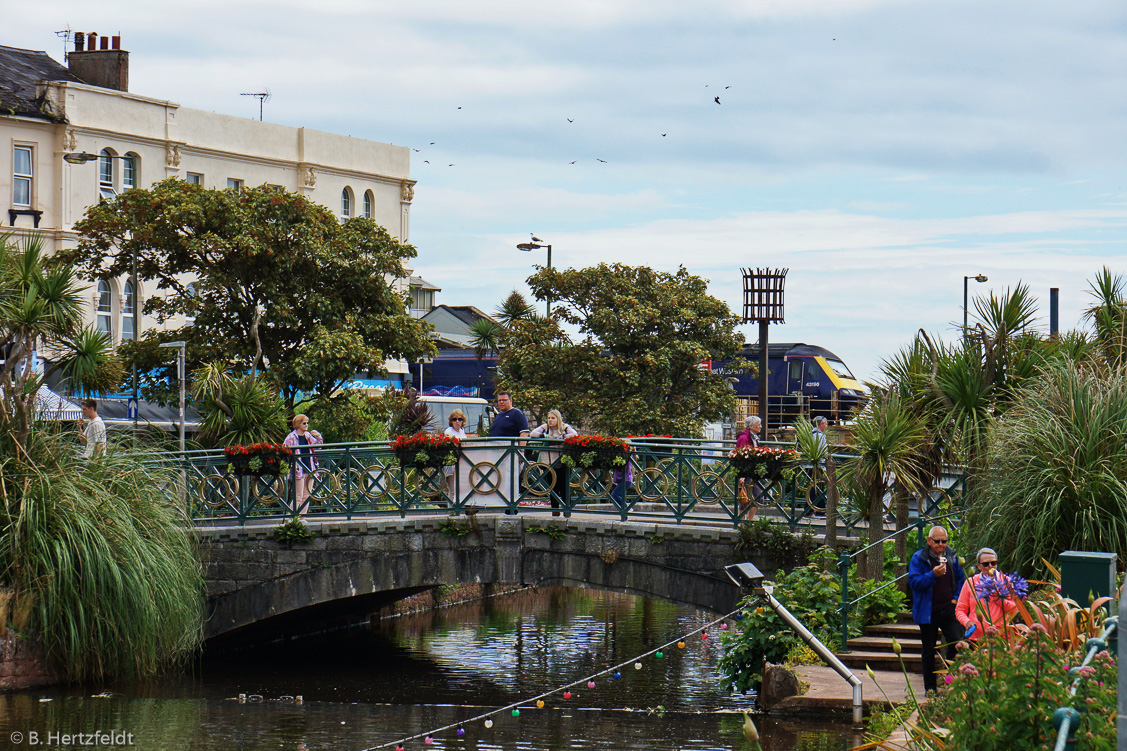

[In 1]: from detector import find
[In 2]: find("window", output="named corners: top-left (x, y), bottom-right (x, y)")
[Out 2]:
top-left (13, 146), bottom-right (32, 206)
top-left (96, 280), bottom-right (113, 336)
top-left (122, 280), bottom-right (135, 340)
top-left (185, 282), bottom-right (197, 324)
top-left (99, 150), bottom-right (116, 199)
top-left (227, 178), bottom-right (243, 191)
top-left (185, 172), bottom-right (203, 185)
top-left (341, 187), bottom-right (353, 218)
top-left (363, 190), bottom-right (373, 219)
top-left (122, 153), bottom-right (138, 190)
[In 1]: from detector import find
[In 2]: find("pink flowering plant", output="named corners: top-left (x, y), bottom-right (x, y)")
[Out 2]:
top-left (726, 445), bottom-right (799, 482)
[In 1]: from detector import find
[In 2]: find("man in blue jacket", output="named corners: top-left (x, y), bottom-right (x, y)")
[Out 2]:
top-left (907, 525), bottom-right (965, 693)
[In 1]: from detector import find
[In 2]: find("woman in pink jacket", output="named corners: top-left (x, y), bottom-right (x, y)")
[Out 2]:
top-left (284, 414), bottom-right (323, 517)
top-left (955, 547), bottom-right (1021, 640)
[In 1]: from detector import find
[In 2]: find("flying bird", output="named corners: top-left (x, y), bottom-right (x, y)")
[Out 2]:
top-left (430, 142), bottom-right (435, 145)
top-left (568, 160), bottom-right (577, 164)
top-left (412, 148), bottom-right (420, 152)
top-left (596, 158), bottom-right (607, 163)
top-left (725, 85), bottom-right (730, 89)
top-left (423, 160), bottom-right (430, 164)
top-left (448, 163), bottom-right (455, 166)
top-left (567, 118), bottom-right (574, 123)
top-left (714, 96), bottom-right (721, 104)
top-left (661, 133), bottom-right (667, 137)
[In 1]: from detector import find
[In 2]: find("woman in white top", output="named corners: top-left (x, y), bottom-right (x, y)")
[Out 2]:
top-left (443, 409), bottom-right (469, 499)
top-left (528, 409), bottom-right (579, 514)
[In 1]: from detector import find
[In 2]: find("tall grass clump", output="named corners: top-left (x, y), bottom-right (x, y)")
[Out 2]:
top-left (965, 364), bottom-right (1127, 573)
top-left (0, 428), bottom-right (204, 682)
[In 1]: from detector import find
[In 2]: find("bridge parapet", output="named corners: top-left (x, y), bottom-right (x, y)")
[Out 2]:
top-left (198, 514), bottom-right (751, 640)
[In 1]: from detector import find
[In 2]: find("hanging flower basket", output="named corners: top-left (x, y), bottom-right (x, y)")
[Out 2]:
top-left (560, 435), bottom-right (630, 471)
top-left (393, 433), bottom-right (461, 469)
top-left (224, 442), bottom-right (292, 477)
top-left (727, 446), bottom-right (799, 482)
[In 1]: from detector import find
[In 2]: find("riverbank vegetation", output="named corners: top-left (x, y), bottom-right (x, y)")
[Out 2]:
top-left (1, 233), bottom-right (203, 682)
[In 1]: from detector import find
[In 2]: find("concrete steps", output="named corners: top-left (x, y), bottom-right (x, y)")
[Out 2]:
top-left (835, 612), bottom-right (923, 670)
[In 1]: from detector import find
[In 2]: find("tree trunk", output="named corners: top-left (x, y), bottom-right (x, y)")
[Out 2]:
top-left (866, 484), bottom-right (886, 581)
top-left (893, 484), bottom-right (910, 586)
top-left (823, 454), bottom-right (838, 555)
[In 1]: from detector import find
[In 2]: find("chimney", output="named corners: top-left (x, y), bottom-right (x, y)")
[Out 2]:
top-left (68, 34), bottom-right (129, 92)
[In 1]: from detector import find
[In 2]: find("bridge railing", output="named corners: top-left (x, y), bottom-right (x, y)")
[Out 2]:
top-left (172, 438), bottom-right (963, 531)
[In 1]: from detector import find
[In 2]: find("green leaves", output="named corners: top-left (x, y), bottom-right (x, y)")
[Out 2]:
top-left (500, 263), bottom-right (741, 436)
top-left (65, 180), bottom-right (436, 411)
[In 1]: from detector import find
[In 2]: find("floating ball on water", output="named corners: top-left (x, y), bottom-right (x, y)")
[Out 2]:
top-left (588, 680), bottom-right (596, 689)
top-left (484, 719), bottom-right (494, 729)
top-left (536, 699), bottom-right (545, 708)
top-left (677, 641), bottom-right (686, 649)
top-left (563, 691), bottom-right (572, 699)
top-left (656, 651), bottom-right (664, 658)
top-left (512, 709), bottom-right (521, 717)
top-left (613, 671), bottom-right (622, 680)
top-left (634, 662), bottom-right (643, 670)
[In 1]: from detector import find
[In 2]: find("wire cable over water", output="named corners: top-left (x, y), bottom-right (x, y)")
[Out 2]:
top-left (360, 607), bottom-right (744, 750)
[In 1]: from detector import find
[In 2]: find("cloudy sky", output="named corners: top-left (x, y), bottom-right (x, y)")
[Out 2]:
top-left (11, 1), bottom-right (1127, 380)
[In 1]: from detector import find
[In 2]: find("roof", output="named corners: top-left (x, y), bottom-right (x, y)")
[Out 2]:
top-left (737, 342), bottom-right (843, 360)
top-left (422, 304), bottom-right (497, 327)
top-left (0, 45), bottom-right (85, 121)
top-left (408, 275), bottom-right (442, 292)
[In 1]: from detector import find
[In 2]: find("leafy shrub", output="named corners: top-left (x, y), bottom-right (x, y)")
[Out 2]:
top-left (305, 391), bottom-right (392, 444)
top-left (734, 518), bottom-right (817, 567)
top-left (273, 519), bottom-right (315, 547)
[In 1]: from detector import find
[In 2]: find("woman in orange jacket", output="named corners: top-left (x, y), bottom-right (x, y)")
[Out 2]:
top-left (955, 547), bottom-right (1021, 640)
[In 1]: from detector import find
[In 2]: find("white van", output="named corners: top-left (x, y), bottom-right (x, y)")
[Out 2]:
top-left (419, 395), bottom-right (490, 435)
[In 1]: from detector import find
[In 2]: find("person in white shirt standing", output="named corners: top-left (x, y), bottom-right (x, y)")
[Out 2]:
top-left (78, 398), bottom-right (107, 459)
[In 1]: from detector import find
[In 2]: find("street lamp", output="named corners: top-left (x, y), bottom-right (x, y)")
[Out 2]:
top-left (63, 151), bottom-right (141, 437)
top-left (963, 274), bottom-right (989, 334)
top-left (158, 341), bottom-right (187, 452)
top-left (516, 239), bottom-right (553, 317)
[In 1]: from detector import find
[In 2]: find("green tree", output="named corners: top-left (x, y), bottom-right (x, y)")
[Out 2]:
top-left (62, 180), bottom-right (436, 413)
top-left (0, 233), bottom-right (120, 448)
top-left (501, 263), bottom-right (741, 436)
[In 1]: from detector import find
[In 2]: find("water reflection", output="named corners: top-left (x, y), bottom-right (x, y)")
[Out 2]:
top-left (0, 587), bottom-right (862, 750)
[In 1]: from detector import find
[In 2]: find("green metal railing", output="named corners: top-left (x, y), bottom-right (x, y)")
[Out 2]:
top-left (1052, 616), bottom-right (1118, 751)
top-left (171, 437), bottom-right (964, 536)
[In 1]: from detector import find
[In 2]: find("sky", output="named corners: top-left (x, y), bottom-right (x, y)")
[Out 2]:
top-left (10, 1), bottom-right (1127, 381)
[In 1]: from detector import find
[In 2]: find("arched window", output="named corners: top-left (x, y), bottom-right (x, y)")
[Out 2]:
top-left (341, 187), bottom-right (353, 219)
top-left (122, 279), bottom-right (135, 340)
top-left (99, 149), bottom-right (116, 199)
top-left (123, 152), bottom-right (139, 191)
top-left (363, 190), bottom-right (374, 219)
top-left (96, 280), bottom-right (113, 336)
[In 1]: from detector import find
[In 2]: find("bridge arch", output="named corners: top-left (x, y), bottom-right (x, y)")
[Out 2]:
top-left (199, 516), bottom-right (751, 640)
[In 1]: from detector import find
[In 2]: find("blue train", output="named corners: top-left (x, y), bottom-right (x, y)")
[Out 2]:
top-left (712, 342), bottom-right (868, 425)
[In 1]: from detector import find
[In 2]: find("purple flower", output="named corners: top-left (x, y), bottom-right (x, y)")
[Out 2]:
top-left (975, 572), bottom-right (1028, 602)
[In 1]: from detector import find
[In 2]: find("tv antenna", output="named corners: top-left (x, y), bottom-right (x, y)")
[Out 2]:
top-left (240, 88), bottom-right (271, 121)
top-left (55, 26), bottom-right (73, 62)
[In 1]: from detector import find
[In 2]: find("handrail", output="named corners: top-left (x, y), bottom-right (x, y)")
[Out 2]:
top-left (837, 509), bottom-right (964, 653)
top-left (1052, 616), bottom-right (1118, 750)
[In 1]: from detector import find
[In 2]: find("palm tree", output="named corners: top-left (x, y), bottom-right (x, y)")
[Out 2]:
top-left (1085, 267), bottom-right (1127, 370)
top-left (0, 233), bottom-right (118, 448)
top-left (494, 290), bottom-right (536, 326)
top-left (468, 318), bottom-right (502, 360)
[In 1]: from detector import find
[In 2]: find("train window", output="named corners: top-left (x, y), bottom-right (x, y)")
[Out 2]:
top-left (788, 360), bottom-right (803, 381)
top-left (825, 359), bottom-right (855, 380)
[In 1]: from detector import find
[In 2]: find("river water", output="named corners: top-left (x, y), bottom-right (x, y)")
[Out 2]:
top-left (0, 587), bottom-right (861, 750)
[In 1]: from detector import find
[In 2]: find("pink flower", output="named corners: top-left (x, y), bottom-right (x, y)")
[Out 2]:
top-left (943, 674), bottom-right (954, 684)
top-left (959, 664), bottom-right (980, 677)
top-left (1077, 666), bottom-right (1096, 677)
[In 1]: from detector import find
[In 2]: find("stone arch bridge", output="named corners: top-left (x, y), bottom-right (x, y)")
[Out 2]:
top-left (199, 514), bottom-right (757, 641)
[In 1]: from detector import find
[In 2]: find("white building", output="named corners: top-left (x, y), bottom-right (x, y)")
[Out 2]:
top-left (0, 34), bottom-right (417, 388)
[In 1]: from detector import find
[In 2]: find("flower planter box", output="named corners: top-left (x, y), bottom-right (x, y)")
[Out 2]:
top-left (561, 436), bottom-right (630, 472)
top-left (727, 446), bottom-right (799, 482)
top-left (392, 433), bottom-right (460, 470)
top-left (223, 443), bottom-right (292, 477)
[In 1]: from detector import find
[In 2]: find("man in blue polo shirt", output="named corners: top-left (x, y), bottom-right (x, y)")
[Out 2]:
top-left (489, 391), bottom-right (530, 438)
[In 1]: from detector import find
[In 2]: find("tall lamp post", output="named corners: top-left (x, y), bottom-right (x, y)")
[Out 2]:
top-left (158, 341), bottom-right (187, 452)
top-left (516, 239), bottom-right (553, 316)
top-left (963, 274), bottom-right (988, 335)
top-left (63, 151), bottom-right (141, 437)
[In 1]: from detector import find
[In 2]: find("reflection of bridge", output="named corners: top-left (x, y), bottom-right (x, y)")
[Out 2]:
top-left (200, 514), bottom-right (750, 640)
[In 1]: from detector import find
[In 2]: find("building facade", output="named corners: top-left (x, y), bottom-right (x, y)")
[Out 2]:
top-left (1, 36), bottom-right (417, 385)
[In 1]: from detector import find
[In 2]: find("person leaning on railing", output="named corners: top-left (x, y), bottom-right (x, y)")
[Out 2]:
top-left (528, 409), bottom-right (579, 515)
top-left (955, 547), bottom-right (1021, 641)
top-left (734, 415), bottom-right (761, 520)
